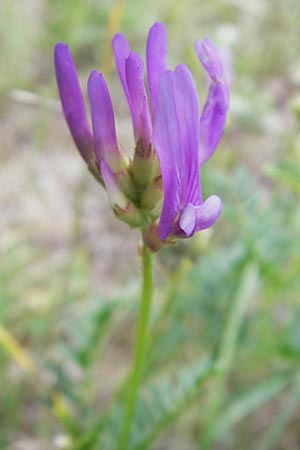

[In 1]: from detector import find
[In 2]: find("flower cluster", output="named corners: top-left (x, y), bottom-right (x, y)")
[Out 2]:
top-left (54, 22), bottom-right (229, 250)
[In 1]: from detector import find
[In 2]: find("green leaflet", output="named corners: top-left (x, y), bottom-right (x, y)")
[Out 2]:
top-left (101, 355), bottom-right (212, 450)
top-left (209, 375), bottom-right (292, 442)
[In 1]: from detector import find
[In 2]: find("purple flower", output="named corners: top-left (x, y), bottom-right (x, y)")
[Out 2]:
top-left (149, 24), bottom-right (229, 240)
top-left (54, 22), bottom-right (229, 244)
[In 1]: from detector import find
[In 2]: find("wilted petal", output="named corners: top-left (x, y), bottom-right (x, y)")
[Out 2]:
top-left (146, 22), bottom-right (168, 116)
top-left (54, 43), bottom-right (93, 162)
top-left (125, 52), bottom-right (152, 145)
top-left (195, 38), bottom-right (229, 166)
top-left (153, 71), bottom-right (182, 240)
top-left (219, 45), bottom-right (235, 86)
top-left (172, 64), bottom-right (201, 206)
top-left (87, 70), bottom-right (121, 171)
top-left (179, 195), bottom-right (222, 236)
top-left (198, 82), bottom-right (229, 166)
top-left (195, 37), bottom-right (225, 83)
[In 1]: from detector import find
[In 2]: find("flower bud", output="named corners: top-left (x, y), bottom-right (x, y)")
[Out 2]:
top-left (101, 161), bottom-right (143, 227)
top-left (140, 175), bottom-right (163, 212)
top-left (132, 140), bottom-right (160, 189)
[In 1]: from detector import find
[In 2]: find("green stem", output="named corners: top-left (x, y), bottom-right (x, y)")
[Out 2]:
top-left (118, 242), bottom-right (153, 450)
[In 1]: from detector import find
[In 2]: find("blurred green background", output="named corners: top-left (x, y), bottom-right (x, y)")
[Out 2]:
top-left (1, 0), bottom-right (300, 449)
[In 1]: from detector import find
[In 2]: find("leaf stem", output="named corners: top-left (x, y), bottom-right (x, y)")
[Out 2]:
top-left (118, 241), bottom-right (153, 450)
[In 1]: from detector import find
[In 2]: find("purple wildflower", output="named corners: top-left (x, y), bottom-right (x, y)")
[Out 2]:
top-left (54, 22), bottom-right (229, 244)
top-left (150, 24), bottom-right (229, 240)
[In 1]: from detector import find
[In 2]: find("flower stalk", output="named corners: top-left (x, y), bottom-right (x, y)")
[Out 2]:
top-left (118, 241), bottom-right (154, 450)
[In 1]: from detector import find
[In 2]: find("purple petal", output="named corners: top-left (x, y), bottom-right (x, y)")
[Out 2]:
top-left (112, 33), bottom-right (131, 98)
top-left (178, 204), bottom-right (196, 237)
top-left (112, 34), bottom-right (151, 144)
top-left (54, 43), bottom-right (93, 163)
top-left (112, 34), bottom-right (133, 115)
top-left (146, 22), bottom-right (168, 116)
top-left (153, 71), bottom-right (182, 240)
top-left (195, 38), bottom-right (225, 83)
top-left (125, 52), bottom-right (152, 145)
top-left (179, 195), bottom-right (222, 236)
top-left (172, 64), bottom-right (201, 206)
top-left (87, 70), bottom-right (121, 171)
top-left (195, 38), bottom-right (229, 166)
top-left (218, 45), bottom-right (235, 86)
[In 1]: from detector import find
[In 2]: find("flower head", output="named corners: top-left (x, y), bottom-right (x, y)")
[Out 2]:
top-left (54, 22), bottom-right (229, 249)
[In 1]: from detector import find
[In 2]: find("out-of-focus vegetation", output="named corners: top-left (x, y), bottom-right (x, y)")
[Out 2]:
top-left (1, 0), bottom-right (300, 449)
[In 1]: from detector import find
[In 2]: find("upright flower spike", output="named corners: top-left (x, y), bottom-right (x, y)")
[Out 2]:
top-left (54, 23), bottom-right (229, 248)
top-left (195, 37), bottom-right (230, 166)
top-left (54, 43), bottom-right (94, 163)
